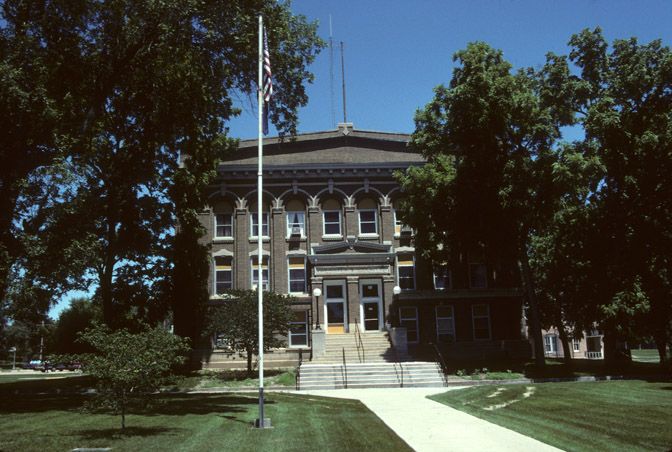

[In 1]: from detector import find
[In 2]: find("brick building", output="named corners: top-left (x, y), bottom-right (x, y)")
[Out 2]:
top-left (200, 124), bottom-right (529, 367)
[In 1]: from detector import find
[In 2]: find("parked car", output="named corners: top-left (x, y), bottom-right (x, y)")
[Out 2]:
top-left (27, 359), bottom-right (43, 370)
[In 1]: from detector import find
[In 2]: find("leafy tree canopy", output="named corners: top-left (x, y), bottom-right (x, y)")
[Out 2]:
top-left (207, 290), bottom-right (295, 374)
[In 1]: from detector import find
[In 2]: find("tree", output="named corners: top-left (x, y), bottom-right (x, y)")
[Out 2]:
top-left (397, 42), bottom-right (564, 367)
top-left (541, 28), bottom-right (672, 366)
top-left (207, 290), bottom-right (295, 375)
top-left (51, 297), bottom-right (100, 354)
top-left (77, 323), bottom-right (190, 431)
top-left (2, 1), bottom-right (323, 333)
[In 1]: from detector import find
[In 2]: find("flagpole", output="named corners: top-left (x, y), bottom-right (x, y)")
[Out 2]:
top-left (256, 14), bottom-right (267, 429)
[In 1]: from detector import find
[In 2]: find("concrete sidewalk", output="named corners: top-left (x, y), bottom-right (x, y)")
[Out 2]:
top-left (298, 387), bottom-right (562, 452)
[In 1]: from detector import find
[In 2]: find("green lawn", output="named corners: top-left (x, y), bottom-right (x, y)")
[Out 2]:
top-left (430, 380), bottom-right (672, 451)
top-left (0, 389), bottom-right (410, 451)
top-left (631, 349), bottom-right (663, 363)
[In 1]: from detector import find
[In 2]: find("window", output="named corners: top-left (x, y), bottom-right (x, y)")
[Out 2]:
top-left (433, 265), bottom-right (451, 290)
top-left (572, 338), bottom-right (581, 352)
top-left (394, 210), bottom-right (402, 236)
top-left (250, 212), bottom-right (269, 237)
top-left (286, 211), bottom-right (305, 238)
top-left (289, 310), bottom-right (308, 347)
top-left (214, 213), bottom-right (233, 238)
top-left (323, 210), bottom-right (342, 236)
top-left (287, 256), bottom-right (306, 294)
top-left (472, 304), bottom-right (491, 340)
top-left (214, 256), bottom-right (232, 295)
top-left (358, 209), bottom-right (378, 235)
top-left (397, 255), bottom-right (415, 291)
top-left (469, 263), bottom-right (488, 288)
top-left (544, 335), bottom-right (558, 354)
top-left (251, 256), bottom-right (270, 290)
top-left (399, 306), bottom-right (419, 343)
top-left (436, 305), bottom-right (455, 343)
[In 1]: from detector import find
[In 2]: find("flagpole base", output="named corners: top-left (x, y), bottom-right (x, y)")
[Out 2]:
top-left (254, 418), bottom-right (273, 429)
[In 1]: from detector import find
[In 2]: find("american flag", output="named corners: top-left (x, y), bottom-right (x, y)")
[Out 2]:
top-left (262, 27), bottom-right (273, 135)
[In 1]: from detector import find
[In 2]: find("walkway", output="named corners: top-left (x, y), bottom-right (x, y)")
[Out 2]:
top-left (299, 387), bottom-right (562, 452)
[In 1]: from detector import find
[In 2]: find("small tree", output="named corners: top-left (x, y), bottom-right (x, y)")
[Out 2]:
top-left (207, 290), bottom-right (294, 375)
top-left (78, 323), bottom-right (190, 430)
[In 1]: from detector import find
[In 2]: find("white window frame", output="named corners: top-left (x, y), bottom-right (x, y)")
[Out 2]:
top-left (397, 255), bottom-right (416, 291)
top-left (287, 256), bottom-right (307, 294)
top-left (433, 265), bottom-right (451, 290)
top-left (544, 335), bottom-right (558, 354)
top-left (399, 306), bottom-right (419, 344)
top-left (358, 209), bottom-right (378, 236)
top-left (469, 263), bottom-right (488, 289)
top-left (435, 305), bottom-right (455, 343)
top-left (322, 210), bottom-right (342, 237)
top-left (214, 256), bottom-right (233, 295)
top-left (572, 338), bottom-right (581, 352)
top-left (286, 211), bottom-right (306, 238)
top-left (250, 212), bottom-right (269, 238)
top-left (214, 213), bottom-right (233, 239)
top-left (393, 209), bottom-right (402, 237)
top-left (288, 310), bottom-right (309, 347)
top-left (251, 256), bottom-right (270, 291)
top-left (471, 304), bottom-right (491, 340)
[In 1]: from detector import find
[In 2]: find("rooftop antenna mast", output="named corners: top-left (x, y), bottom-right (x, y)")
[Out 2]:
top-left (340, 41), bottom-right (347, 123)
top-left (329, 15), bottom-right (336, 128)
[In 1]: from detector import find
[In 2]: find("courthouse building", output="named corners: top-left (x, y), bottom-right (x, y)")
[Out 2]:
top-left (200, 123), bottom-right (529, 365)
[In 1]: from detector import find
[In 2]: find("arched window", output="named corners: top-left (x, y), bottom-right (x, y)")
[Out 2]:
top-left (322, 198), bottom-right (342, 237)
top-left (358, 198), bottom-right (378, 236)
top-left (285, 199), bottom-right (306, 238)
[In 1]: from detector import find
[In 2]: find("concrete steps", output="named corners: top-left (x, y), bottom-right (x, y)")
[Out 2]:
top-left (297, 362), bottom-right (445, 390)
top-left (313, 331), bottom-right (412, 364)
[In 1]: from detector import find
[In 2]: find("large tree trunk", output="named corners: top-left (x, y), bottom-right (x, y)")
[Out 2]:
top-left (246, 346), bottom-right (254, 376)
top-left (557, 323), bottom-right (573, 366)
top-left (518, 242), bottom-right (546, 368)
top-left (653, 330), bottom-right (669, 368)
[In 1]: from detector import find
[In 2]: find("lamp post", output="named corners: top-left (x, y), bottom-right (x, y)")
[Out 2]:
top-left (312, 287), bottom-right (322, 330)
top-left (9, 347), bottom-right (16, 370)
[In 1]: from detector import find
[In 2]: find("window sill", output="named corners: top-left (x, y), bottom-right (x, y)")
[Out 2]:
top-left (358, 233), bottom-right (379, 239)
top-left (213, 237), bottom-right (234, 243)
top-left (286, 236), bottom-right (307, 242)
top-left (322, 234), bottom-right (343, 241)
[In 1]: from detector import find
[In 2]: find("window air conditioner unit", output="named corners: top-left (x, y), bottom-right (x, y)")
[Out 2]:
top-left (400, 225), bottom-right (413, 235)
top-left (291, 225), bottom-right (302, 237)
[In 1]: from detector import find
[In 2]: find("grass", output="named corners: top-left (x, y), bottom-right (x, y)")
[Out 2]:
top-left (430, 379), bottom-right (672, 451)
top-left (0, 388), bottom-right (410, 451)
top-left (631, 349), bottom-right (663, 363)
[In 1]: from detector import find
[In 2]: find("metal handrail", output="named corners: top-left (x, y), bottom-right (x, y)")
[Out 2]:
top-left (342, 347), bottom-right (348, 389)
top-left (354, 318), bottom-right (365, 363)
top-left (430, 342), bottom-right (450, 386)
top-left (295, 349), bottom-right (303, 390)
top-left (390, 343), bottom-right (404, 387)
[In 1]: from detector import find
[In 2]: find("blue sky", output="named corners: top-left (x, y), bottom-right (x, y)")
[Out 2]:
top-left (228, 0), bottom-right (672, 139)
top-left (49, 0), bottom-right (672, 319)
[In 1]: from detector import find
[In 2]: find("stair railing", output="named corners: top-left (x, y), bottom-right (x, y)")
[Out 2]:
top-left (295, 349), bottom-right (303, 390)
top-left (391, 343), bottom-right (404, 388)
top-left (354, 318), bottom-right (365, 363)
top-left (342, 347), bottom-right (348, 389)
top-left (430, 342), bottom-right (449, 387)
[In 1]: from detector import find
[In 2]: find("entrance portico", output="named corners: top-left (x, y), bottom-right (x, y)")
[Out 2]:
top-left (309, 240), bottom-right (395, 333)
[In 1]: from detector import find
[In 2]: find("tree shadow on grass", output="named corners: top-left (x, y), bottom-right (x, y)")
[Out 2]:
top-left (76, 426), bottom-right (180, 441)
top-left (0, 393), bottom-right (275, 417)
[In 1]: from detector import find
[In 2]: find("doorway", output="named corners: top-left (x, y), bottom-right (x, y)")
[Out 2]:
top-left (359, 279), bottom-right (382, 331)
top-left (324, 280), bottom-right (347, 334)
